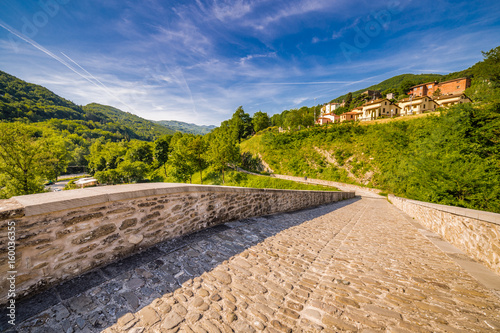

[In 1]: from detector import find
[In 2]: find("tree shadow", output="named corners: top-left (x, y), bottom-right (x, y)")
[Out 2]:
top-left (3, 197), bottom-right (361, 332)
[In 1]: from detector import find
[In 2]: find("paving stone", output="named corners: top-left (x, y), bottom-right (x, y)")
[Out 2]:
top-left (126, 278), bottom-right (145, 290)
top-left (161, 311), bottom-right (184, 329)
top-left (121, 292), bottom-right (140, 310)
top-left (58, 271), bottom-right (105, 300)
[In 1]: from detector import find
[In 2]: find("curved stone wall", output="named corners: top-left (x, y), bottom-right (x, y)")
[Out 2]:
top-left (389, 195), bottom-right (500, 275)
top-left (0, 183), bottom-right (354, 304)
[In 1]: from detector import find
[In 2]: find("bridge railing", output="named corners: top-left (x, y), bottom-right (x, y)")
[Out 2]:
top-left (0, 183), bottom-right (354, 304)
top-left (389, 194), bottom-right (500, 276)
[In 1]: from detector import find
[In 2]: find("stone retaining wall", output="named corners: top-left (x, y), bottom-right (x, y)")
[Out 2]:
top-left (389, 195), bottom-right (500, 275)
top-left (270, 174), bottom-right (381, 195)
top-left (0, 183), bottom-right (354, 303)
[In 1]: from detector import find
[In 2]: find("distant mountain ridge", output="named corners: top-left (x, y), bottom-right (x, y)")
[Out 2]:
top-left (154, 120), bottom-right (216, 135)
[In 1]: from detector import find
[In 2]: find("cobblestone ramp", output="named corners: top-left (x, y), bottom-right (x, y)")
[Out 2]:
top-left (6, 197), bottom-right (500, 332)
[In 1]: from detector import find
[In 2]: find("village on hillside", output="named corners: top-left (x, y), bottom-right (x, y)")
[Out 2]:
top-left (316, 77), bottom-right (472, 124)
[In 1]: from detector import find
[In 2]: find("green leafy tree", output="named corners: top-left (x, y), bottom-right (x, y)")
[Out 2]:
top-left (230, 106), bottom-right (253, 142)
top-left (399, 80), bottom-right (415, 95)
top-left (189, 135), bottom-right (208, 184)
top-left (206, 125), bottom-right (240, 183)
top-left (252, 111), bottom-right (271, 133)
top-left (167, 133), bottom-right (195, 183)
top-left (0, 123), bottom-right (69, 197)
top-left (117, 160), bottom-right (149, 183)
top-left (344, 92), bottom-right (353, 109)
top-left (473, 45), bottom-right (500, 87)
top-left (126, 140), bottom-right (153, 164)
top-left (154, 134), bottom-right (173, 177)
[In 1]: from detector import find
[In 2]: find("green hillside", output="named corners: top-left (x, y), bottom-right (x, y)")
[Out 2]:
top-left (155, 120), bottom-right (216, 135)
top-left (83, 103), bottom-right (174, 140)
top-left (0, 71), bottom-right (174, 141)
top-left (241, 98), bottom-right (500, 213)
top-left (240, 44), bottom-right (500, 213)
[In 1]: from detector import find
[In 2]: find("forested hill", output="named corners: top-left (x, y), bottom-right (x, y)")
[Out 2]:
top-left (0, 70), bottom-right (177, 140)
top-left (83, 103), bottom-right (175, 139)
top-left (154, 120), bottom-right (216, 135)
top-left (0, 70), bottom-right (85, 121)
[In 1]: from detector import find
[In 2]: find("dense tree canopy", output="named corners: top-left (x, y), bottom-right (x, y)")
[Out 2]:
top-left (0, 123), bottom-right (70, 197)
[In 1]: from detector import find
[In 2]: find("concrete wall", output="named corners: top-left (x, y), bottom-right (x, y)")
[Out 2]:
top-left (389, 195), bottom-right (500, 275)
top-left (0, 183), bottom-right (354, 303)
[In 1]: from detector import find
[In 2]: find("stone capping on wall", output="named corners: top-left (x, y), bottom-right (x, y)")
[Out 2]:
top-left (388, 195), bottom-right (500, 225)
top-left (389, 194), bottom-right (500, 276)
top-left (0, 183), bottom-right (355, 304)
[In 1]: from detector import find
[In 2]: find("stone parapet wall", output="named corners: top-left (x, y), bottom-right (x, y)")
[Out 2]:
top-left (0, 183), bottom-right (354, 303)
top-left (270, 174), bottom-right (381, 195)
top-left (389, 195), bottom-right (500, 275)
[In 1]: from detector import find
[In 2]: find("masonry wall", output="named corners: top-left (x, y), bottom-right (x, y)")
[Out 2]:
top-left (270, 174), bottom-right (381, 195)
top-left (0, 183), bottom-right (354, 303)
top-left (389, 195), bottom-right (500, 275)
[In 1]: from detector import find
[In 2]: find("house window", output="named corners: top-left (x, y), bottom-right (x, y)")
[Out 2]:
top-left (383, 108), bottom-right (386, 112)
top-left (423, 104), bottom-right (426, 109)
top-left (457, 86), bottom-right (460, 89)
top-left (385, 102), bottom-right (387, 105)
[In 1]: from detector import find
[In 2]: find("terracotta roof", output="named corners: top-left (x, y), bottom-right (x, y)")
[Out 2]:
top-left (436, 77), bottom-right (469, 85)
top-left (363, 98), bottom-right (388, 106)
top-left (410, 81), bottom-right (437, 89)
top-left (434, 93), bottom-right (469, 100)
top-left (343, 111), bottom-right (362, 115)
top-left (398, 96), bottom-right (432, 103)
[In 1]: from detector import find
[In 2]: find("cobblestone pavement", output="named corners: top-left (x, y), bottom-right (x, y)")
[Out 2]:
top-left (5, 197), bottom-right (500, 332)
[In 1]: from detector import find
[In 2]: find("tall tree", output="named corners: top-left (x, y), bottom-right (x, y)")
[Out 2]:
top-left (252, 111), bottom-right (271, 133)
top-left (0, 123), bottom-right (68, 197)
top-left (154, 134), bottom-right (173, 177)
top-left (205, 125), bottom-right (240, 184)
top-left (345, 92), bottom-right (353, 109)
top-left (230, 106), bottom-right (253, 142)
top-left (474, 45), bottom-right (500, 87)
top-left (189, 135), bottom-right (208, 184)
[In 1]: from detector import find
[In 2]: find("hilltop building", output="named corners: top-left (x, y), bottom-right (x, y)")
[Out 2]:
top-left (360, 98), bottom-right (400, 121)
top-left (408, 77), bottom-right (471, 97)
top-left (398, 96), bottom-right (439, 116)
top-left (314, 77), bottom-right (473, 126)
top-left (362, 90), bottom-right (382, 99)
top-left (320, 103), bottom-right (341, 114)
top-left (434, 93), bottom-right (472, 107)
top-left (340, 111), bottom-right (362, 122)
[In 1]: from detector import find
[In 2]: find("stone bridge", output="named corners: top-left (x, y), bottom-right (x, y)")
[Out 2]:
top-left (0, 183), bottom-right (499, 332)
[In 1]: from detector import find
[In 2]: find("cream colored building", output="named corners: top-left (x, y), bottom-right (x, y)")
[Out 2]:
top-left (398, 96), bottom-right (439, 116)
top-left (320, 103), bottom-right (341, 114)
top-left (360, 98), bottom-right (401, 121)
top-left (315, 113), bottom-right (339, 125)
top-left (434, 93), bottom-right (472, 108)
top-left (340, 111), bottom-right (362, 122)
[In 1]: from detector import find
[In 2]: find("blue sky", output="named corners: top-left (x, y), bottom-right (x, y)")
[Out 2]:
top-left (1, 0), bottom-right (499, 125)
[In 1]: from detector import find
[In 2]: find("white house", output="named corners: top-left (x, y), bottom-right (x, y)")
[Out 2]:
top-left (398, 96), bottom-right (439, 116)
top-left (320, 103), bottom-right (341, 114)
top-left (434, 93), bottom-right (472, 108)
top-left (360, 98), bottom-right (401, 121)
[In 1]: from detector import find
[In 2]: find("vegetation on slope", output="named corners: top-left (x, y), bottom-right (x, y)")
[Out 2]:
top-left (83, 103), bottom-right (174, 140)
top-left (154, 120), bottom-right (216, 135)
top-left (241, 96), bottom-right (500, 213)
